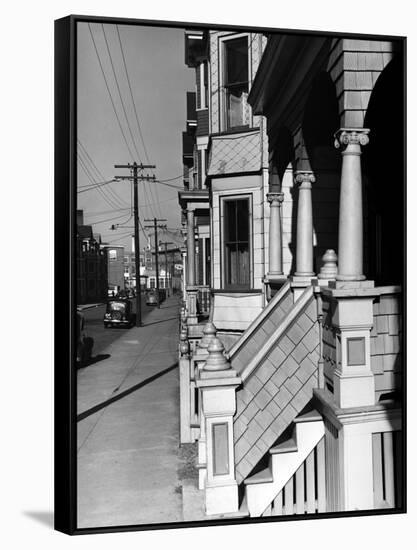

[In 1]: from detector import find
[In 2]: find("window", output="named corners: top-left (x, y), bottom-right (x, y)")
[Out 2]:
top-left (108, 249), bottom-right (117, 261)
top-left (223, 198), bottom-right (250, 289)
top-left (223, 36), bottom-right (249, 130)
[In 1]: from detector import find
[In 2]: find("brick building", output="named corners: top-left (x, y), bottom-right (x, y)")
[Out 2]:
top-left (76, 210), bottom-right (107, 304)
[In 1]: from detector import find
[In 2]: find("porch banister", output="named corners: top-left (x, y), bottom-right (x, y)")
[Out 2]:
top-left (267, 192), bottom-right (284, 277)
top-left (294, 171), bottom-right (315, 277)
top-left (334, 129), bottom-right (369, 281)
top-left (187, 207), bottom-right (196, 286)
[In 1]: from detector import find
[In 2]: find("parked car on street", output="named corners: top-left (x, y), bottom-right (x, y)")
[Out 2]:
top-left (146, 289), bottom-right (158, 306)
top-left (104, 298), bottom-right (133, 328)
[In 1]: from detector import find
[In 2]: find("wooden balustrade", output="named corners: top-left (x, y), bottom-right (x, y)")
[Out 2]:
top-left (197, 286), bottom-right (211, 316)
top-left (262, 437), bottom-right (326, 517)
top-left (372, 430), bottom-right (402, 509)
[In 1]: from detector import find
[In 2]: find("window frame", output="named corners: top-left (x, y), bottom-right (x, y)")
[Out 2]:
top-left (220, 194), bottom-right (253, 290)
top-left (219, 33), bottom-right (252, 132)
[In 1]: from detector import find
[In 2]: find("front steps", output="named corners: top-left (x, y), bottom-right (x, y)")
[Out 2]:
top-left (244, 409), bottom-right (325, 517)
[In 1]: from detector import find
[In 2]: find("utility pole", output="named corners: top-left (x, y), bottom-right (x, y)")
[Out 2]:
top-left (162, 242), bottom-right (173, 296)
top-left (144, 218), bottom-right (167, 308)
top-left (114, 162), bottom-right (156, 326)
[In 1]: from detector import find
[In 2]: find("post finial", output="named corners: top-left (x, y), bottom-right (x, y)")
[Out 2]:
top-left (204, 336), bottom-right (230, 371)
top-left (318, 249), bottom-right (338, 280)
top-left (198, 321), bottom-right (217, 352)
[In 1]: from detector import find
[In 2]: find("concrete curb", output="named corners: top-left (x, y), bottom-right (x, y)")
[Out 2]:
top-left (77, 303), bottom-right (105, 311)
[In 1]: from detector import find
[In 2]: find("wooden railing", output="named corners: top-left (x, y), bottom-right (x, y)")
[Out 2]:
top-left (262, 437), bottom-right (326, 516)
top-left (372, 430), bottom-right (402, 509)
top-left (197, 286), bottom-right (211, 317)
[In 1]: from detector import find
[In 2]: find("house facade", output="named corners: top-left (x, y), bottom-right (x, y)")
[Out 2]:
top-left (76, 210), bottom-right (107, 304)
top-left (178, 30), bottom-right (404, 518)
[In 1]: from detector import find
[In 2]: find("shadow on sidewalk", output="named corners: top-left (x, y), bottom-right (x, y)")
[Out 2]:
top-left (77, 361), bottom-right (179, 422)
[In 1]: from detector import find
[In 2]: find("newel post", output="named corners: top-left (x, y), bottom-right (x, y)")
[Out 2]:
top-left (195, 322), bottom-right (217, 489)
top-left (196, 336), bottom-right (241, 515)
top-left (179, 329), bottom-right (192, 444)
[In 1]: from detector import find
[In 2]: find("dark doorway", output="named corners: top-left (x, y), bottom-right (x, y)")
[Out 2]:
top-left (363, 54), bottom-right (405, 285)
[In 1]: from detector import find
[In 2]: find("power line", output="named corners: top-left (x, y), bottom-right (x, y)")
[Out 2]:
top-left (77, 152), bottom-right (124, 211)
top-left (104, 231), bottom-right (134, 244)
top-left (78, 139), bottom-right (130, 209)
top-left (77, 179), bottom-right (118, 193)
top-left (157, 174), bottom-right (184, 183)
top-left (115, 24), bottom-right (162, 218)
top-left (88, 23), bottom-right (136, 160)
top-left (84, 207), bottom-right (131, 216)
top-left (116, 25), bottom-right (151, 165)
top-left (101, 24), bottom-right (142, 162)
top-left (84, 212), bottom-right (133, 226)
top-left (77, 154), bottom-right (122, 211)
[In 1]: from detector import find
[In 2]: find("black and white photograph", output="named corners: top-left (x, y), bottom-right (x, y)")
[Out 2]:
top-left (3, 0), bottom-right (416, 547)
top-left (55, 14), bottom-right (407, 533)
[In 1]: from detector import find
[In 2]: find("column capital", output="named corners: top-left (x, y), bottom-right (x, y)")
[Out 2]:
top-left (267, 191), bottom-right (284, 205)
top-left (334, 128), bottom-right (370, 149)
top-left (294, 171), bottom-right (316, 186)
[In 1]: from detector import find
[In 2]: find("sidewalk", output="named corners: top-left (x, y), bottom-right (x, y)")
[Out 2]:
top-left (77, 302), bottom-right (104, 311)
top-left (77, 295), bottom-right (199, 528)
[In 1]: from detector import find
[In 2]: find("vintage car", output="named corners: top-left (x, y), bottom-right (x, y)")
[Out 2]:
top-left (146, 289), bottom-right (158, 306)
top-left (103, 298), bottom-right (133, 328)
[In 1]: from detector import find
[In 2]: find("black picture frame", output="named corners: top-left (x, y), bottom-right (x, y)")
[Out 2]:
top-left (55, 14), bottom-right (406, 535)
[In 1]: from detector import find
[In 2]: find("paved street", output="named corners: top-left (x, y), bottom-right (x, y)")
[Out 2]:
top-left (77, 294), bottom-right (199, 528)
top-left (80, 295), bottom-right (154, 357)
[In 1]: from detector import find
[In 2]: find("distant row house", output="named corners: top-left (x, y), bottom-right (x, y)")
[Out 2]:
top-left (178, 29), bottom-right (404, 518)
top-left (76, 210), bottom-right (107, 304)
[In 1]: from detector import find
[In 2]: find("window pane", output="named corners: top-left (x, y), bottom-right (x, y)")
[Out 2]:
top-left (223, 198), bottom-right (250, 288)
top-left (237, 242), bottom-right (250, 285)
top-left (225, 37), bottom-right (248, 86)
top-left (237, 199), bottom-right (249, 240)
top-left (225, 201), bottom-right (236, 242)
top-left (225, 243), bottom-right (237, 285)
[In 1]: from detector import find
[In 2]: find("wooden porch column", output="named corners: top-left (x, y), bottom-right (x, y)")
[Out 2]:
top-left (187, 207), bottom-right (196, 286)
top-left (334, 129), bottom-right (369, 281)
top-left (180, 245), bottom-right (187, 297)
top-left (294, 171), bottom-right (315, 278)
top-left (267, 192), bottom-right (284, 279)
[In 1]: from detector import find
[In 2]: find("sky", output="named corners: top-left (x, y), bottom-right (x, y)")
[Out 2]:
top-left (77, 22), bottom-right (195, 251)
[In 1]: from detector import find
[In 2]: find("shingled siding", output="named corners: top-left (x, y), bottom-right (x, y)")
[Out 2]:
top-left (230, 285), bottom-right (294, 375)
top-left (234, 294), bottom-right (320, 483)
top-left (370, 291), bottom-right (402, 401)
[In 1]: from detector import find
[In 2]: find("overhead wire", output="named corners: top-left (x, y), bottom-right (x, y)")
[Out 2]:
top-left (77, 179), bottom-right (119, 193)
top-left (77, 153), bottom-right (122, 211)
top-left (78, 139), bottom-right (130, 209)
top-left (115, 24), bottom-right (162, 219)
top-left (88, 23), bottom-right (136, 160)
top-left (101, 24), bottom-right (142, 162)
